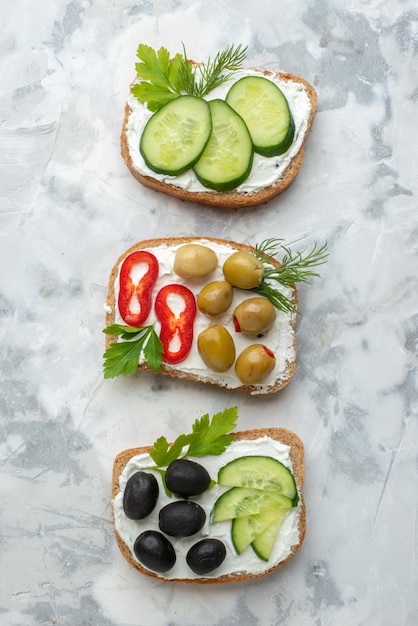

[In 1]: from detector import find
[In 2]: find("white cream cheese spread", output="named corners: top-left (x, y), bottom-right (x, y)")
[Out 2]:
top-left (124, 69), bottom-right (313, 193)
top-left (113, 436), bottom-right (301, 581)
top-left (112, 239), bottom-right (296, 394)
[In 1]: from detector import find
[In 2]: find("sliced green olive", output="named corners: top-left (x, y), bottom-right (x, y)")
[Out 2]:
top-left (173, 244), bottom-right (218, 279)
top-left (235, 344), bottom-right (276, 384)
top-left (222, 251), bottom-right (264, 289)
top-left (197, 325), bottom-right (236, 373)
top-left (233, 297), bottom-right (276, 334)
top-left (197, 281), bottom-right (233, 316)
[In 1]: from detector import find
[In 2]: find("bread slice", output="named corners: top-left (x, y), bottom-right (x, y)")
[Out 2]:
top-left (121, 69), bottom-right (317, 209)
top-left (105, 236), bottom-right (297, 394)
top-left (112, 427), bottom-right (306, 583)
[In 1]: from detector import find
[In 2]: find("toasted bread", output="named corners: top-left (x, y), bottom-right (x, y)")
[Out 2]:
top-left (105, 236), bottom-right (297, 394)
top-left (112, 427), bottom-right (306, 583)
top-left (121, 68), bottom-right (317, 209)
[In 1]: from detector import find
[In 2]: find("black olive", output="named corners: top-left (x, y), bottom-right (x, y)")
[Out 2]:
top-left (123, 471), bottom-right (159, 520)
top-left (186, 539), bottom-right (227, 575)
top-left (165, 459), bottom-right (211, 497)
top-left (133, 530), bottom-right (176, 573)
top-left (159, 500), bottom-right (206, 537)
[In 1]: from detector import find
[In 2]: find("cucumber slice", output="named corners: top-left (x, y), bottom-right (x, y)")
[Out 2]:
top-left (218, 455), bottom-right (299, 506)
top-left (211, 487), bottom-right (293, 522)
top-left (140, 96), bottom-right (212, 175)
top-left (193, 99), bottom-right (253, 191)
top-left (231, 505), bottom-right (291, 554)
top-left (251, 509), bottom-right (289, 561)
top-left (226, 76), bottom-right (295, 157)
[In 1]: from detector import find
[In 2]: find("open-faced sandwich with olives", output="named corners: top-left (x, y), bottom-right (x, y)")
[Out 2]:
top-left (103, 236), bottom-right (327, 395)
top-left (121, 44), bottom-right (317, 209)
top-left (112, 407), bottom-right (306, 583)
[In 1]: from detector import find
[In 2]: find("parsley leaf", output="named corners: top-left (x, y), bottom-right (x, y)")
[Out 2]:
top-left (132, 45), bottom-right (185, 112)
top-left (143, 326), bottom-right (164, 371)
top-left (188, 409), bottom-right (238, 457)
top-left (103, 324), bottom-right (163, 378)
top-left (148, 407), bottom-right (238, 468)
top-left (149, 434), bottom-right (193, 467)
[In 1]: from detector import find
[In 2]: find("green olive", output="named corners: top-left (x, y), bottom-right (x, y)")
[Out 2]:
top-left (222, 251), bottom-right (264, 289)
top-left (235, 344), bottom-right (276, 384)
top-left (197, 281), bottom-right (233, 316)
top-left (197, 325), bottom-right (236, 373)
top-left (173, 244), bottom-right (218, 279)
top-left (233, 297), bottom-right (276, 334)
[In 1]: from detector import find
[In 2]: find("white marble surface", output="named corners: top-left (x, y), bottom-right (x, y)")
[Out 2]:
top-left (1, 0), bottom-right (417, 624)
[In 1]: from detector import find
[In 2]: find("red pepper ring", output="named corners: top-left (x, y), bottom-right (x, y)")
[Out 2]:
top-left (118, 251), bottom-right (159, 327)
top-left (155, 284), bottom-right (197, 365)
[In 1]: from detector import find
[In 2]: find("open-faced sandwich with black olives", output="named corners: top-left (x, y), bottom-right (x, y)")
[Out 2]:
top-left (121, 44), bottom-right (317, 209)
top-left (112, 407), bottom-right (306, 583)
top-left (103, 236), bottom-right (327, 395)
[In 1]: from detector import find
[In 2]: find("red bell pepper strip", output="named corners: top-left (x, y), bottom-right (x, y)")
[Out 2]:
top-left (118, 251), bottom-right (159, 327)
top-left (233, 315), bottom-right (241, 333)
top-left (155, 284), bottom-right (197, 365)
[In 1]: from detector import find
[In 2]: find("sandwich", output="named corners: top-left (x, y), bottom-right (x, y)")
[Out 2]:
top-left (111, 408), bottom-right (306, 583)
top-left (103, 236), bottom-right (328, 394)
top-left (121, 44), bottom-right (317, 209)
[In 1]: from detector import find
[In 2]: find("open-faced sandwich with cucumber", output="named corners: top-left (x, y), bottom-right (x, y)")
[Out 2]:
top-left (103, 236), bottom-right (327, 394)
top-left (112, 407), bottom-right (306, 583)
top-left (121, 44), bottom-right (317, 209)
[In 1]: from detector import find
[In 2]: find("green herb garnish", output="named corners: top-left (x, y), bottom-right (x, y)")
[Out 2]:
top-left (149, 407), bottom-right (238, 466)
top-left (103, 324), bottom-right (163, 378)
top-left (252, 238), bottom-right (329, 313)
top-left (132, 43), bottom-right (247, 111)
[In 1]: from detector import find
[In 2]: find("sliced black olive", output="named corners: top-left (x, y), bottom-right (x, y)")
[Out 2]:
top-left (123, 471), bottom-right (159, 520)
top-left (133, 530), bottom-right (176, 573)
top-left (186, 539), bottom-right (227, 575)
top-left (165, 459), bottom-right (211, 497)
top-left (159, 500), bottom-right (206, 537)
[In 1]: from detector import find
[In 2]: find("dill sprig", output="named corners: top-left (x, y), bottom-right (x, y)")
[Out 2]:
top-left (252, 283), bottom-right (298, 314)
top-left (252, 239), bottom-right (329, 313)
top-left (180, 43), bottom-right (248, 98)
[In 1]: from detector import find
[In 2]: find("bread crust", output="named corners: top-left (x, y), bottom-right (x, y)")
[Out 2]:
top-left (121, 69), bottom-right (317, 209)
top-left (112, 428), bottom-right (306, 584)
top-left (105, 236), bottom-right (297, 394)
